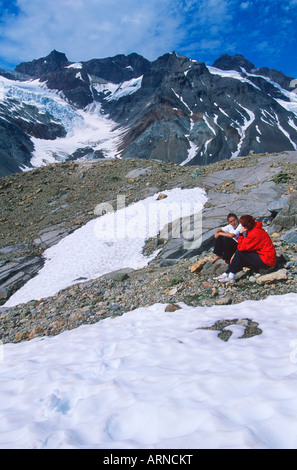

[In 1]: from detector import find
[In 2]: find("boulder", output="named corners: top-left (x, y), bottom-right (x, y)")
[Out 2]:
top-left (256, 268), bottom-right (288, 285)
top-left (165, 304), bottom-right (181, 312)
top-left (34, 224), bottom-right (79, 249)
top-left (267, 195), bottom-right (290, 216)
top-left (0, 255), bottom-right (44, 301)
top-left (0, 288), bottom-right (9, 300)
top-left (125, 167), bottom-right (152, 179)
top-left (281, 227), bottom-right (297, 245)
top-left (0, 244), bottom-right (30, 255)
top-left (268, 191), bottom-right (297, 233)
top-left (190, 259), bottom-right (208, 273)
top-left (112, 272), bottom-right (130, 282)
top-left (103, 268), bottom-right (134, 280)
top-left (215, 296), bottom-right (232, 306)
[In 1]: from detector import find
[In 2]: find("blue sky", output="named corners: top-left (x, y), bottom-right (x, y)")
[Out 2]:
top-left (0, 0), bottom-right (296, 77)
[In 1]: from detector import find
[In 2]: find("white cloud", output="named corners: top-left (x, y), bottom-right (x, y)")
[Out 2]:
top-left (0, 0), bottom-right (185, 65)
top-left (0, 0), bottom-right (240, 68)
top-left (198, 0), bottom-right (233, 24)
top-left (240, 1), bottom-right (251, 9)
top-left (175, 0), bottom-right (237, 59)
top-left (0, 0), bottom-right (296, 77)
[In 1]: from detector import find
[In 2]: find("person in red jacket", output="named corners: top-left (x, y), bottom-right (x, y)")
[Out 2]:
top-left (216, 214), bottom-right (277, 283)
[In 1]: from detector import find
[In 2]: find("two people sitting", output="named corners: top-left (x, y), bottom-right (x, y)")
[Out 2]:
top-left (213, 213), bottom-right (276, 284)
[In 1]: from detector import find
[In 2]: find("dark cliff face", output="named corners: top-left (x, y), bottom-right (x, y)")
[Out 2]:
top-left (213, 53), bottom-right (295, 91)
top-left (103, 52), bottom-right (297, 165)
top-left (0, 119), bottom-right (34, 176)
top-left (212, 53), bottom-right (255, 73)
top-left (83, 53), bottom-right (150, 84)
top-left (15, 50), bottom-right (70, 78)
top-left (0, 50), bottom-right (297, 176)
top-left (41, 68), bottom-right (94, 108)
top-left (12, 50), bottom-right (151, 109)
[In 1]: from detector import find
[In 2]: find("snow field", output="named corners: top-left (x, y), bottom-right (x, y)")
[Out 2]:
top-left (1, 294), bottom-right (297, 448)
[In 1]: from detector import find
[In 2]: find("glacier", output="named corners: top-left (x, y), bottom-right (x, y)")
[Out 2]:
top-left (0, 76), bottom-right (124, 167)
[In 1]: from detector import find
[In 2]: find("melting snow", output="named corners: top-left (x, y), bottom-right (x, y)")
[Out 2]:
top-left (231, 103), bottom-right (255, 158)
top-left (4, 187), bottom-right (207, 307)
top-left (207, 66), bottom-right (261, 90)
top-left (171, 88), bottom-right (192, 114)
top-left (66, 63), bottom-right (83, 69)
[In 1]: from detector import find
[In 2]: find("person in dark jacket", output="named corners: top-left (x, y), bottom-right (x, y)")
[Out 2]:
top-left (212, 213), bottom-right (242, 264)
top-left (215, 214), bottom-right (276, 283)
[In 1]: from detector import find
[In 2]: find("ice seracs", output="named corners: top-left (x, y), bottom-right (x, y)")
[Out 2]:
top-left (1, 76), bottom-right (124, 166)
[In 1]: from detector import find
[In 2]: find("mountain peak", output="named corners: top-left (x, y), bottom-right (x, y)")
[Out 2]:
top-left (82, 52), bottom-right (150, 84)
top-left (1, 49), bottom-right (297, 178)
top-left (213, 53), bottom-right (255, 73)
top-left (15, 50), bottom-right (69, 78)
top-left (47, 49), bottom-right (69, 62)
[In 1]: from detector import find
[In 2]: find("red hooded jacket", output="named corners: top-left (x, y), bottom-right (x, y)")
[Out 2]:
top-left (237, 221), bottom-right (276, 267)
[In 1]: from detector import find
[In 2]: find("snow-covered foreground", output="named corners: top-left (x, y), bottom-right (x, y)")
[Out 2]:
top-left (1, 293), bottom-right (297, 449)
top-left (1, 186), bottom-right (297, 449)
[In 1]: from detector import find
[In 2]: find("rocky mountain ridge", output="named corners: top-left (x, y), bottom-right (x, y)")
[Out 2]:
top-left (0, 151), bottom-right (296, 344)
top-left (1, 50), bottom-right (297, 176)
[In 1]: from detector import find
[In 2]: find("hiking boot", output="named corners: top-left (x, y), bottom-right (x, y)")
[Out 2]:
top-left (218, 276), bottom-right (235, 284)
top-left (213, 272), bottom-right (228, 280)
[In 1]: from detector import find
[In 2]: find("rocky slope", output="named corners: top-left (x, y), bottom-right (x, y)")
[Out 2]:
top-left (1, 50), bottom-right (297, 176)
top-left (0, 151), bottom-right (296, 344)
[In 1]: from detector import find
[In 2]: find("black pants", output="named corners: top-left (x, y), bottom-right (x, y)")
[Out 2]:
top-left (227, 250), bottom-right (269, 274)
top-left (214, 236), bottom-right (238, 263)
